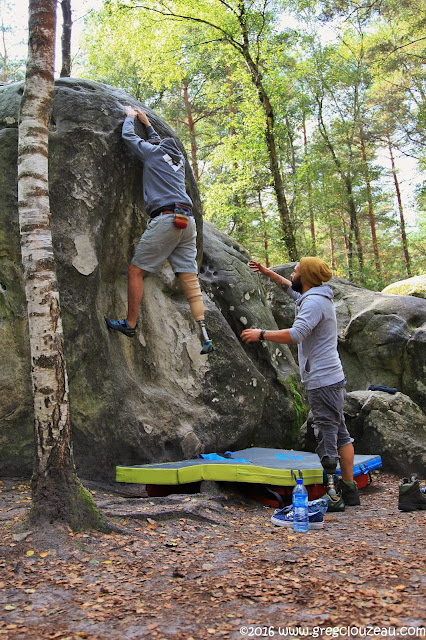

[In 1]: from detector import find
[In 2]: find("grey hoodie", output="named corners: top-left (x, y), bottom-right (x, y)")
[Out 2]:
top-left (122, 116), bottom-right (192, 215)
top-left (287, 285), bottom-right (344, 390)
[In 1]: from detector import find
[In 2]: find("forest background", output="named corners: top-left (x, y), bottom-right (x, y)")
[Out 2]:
top-left (2, 0), bottom-right (425, 289)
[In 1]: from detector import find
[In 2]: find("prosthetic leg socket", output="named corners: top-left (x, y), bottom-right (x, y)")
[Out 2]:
top-left (179, 273), bottom-right (214, 354)
top-left (321, 455), bottom-right (339, 499)
top-left (179, 273), bottom-right (205, 321)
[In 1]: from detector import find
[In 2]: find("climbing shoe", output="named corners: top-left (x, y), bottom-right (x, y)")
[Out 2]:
top-left (322, 492), bottom-right (345, 512)
top-left (398, 475), bottom-right (426, 512)
top-left (105, 318), bottom-right (137, 337)
top-left (200, 339), bottom-right (214, 355)
top-left (337, 479), bottom-right (360, 506)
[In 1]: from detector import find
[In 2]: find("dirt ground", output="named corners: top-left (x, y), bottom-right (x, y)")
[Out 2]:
top-left (0, 472), bottom-right (425, 640)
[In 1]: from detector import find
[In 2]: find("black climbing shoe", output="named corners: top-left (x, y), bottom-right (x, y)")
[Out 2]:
top-left (398, 475), bottom-right (426, 512)
top-left (105, 318), bottom-right (137, 337)
top-left (337, 479), bottom-right (360, 506)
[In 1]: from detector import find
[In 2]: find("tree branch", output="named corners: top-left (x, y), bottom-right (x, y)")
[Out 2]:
top-left (386, 36), bottom-right (426, 56)
top-left (217, 0), bottom-right (239, 16)
top-left (255, 0), bottom-right (268, 66)
top-left (130, 2), bottom-right (244, 52)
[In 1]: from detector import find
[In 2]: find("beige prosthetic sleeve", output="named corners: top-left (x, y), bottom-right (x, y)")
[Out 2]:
top-left (179, 273), bottom-right (205, 322)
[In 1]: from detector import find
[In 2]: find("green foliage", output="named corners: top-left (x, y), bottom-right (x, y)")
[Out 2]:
top-left (408, 208), bottom-right (426, 275)
top-left (76, 0), bottom-right (425, 287)
top-left (0, 0), bottom-right (26, 82)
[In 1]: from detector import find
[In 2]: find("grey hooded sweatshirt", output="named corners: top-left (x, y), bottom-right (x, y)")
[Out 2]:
top-left (122, 116), bottom-right (192, 215)
top-left (287, 285), bottom-right (344, 390)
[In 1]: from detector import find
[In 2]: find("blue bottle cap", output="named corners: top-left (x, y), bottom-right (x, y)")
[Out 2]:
top-left (296, 478), bottom-right (303, 484)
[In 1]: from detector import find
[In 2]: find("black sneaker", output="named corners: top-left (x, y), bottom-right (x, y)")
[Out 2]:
top-left (337, 479), bottom-right (360, 506)
top-left (105, 318), bottom-right (137, 337)
top-left (398, 475), bottom-right (426, 512)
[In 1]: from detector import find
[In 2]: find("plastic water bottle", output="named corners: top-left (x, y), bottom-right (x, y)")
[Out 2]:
top-left (292, 478), bottom-right (309, 532)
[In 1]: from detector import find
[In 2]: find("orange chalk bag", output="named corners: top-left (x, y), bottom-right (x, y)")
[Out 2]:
top-left (173, 204), bottom-right (190, 229)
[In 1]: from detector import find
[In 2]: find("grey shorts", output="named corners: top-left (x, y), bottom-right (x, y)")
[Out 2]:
top-left (131, 214), bottom-right (198, 274)
top-left (306, 380), bottom-right (354, 461)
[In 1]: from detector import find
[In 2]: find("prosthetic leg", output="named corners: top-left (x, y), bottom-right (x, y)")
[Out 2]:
top-left (321, 455), bottom-right (339, 499)
top-left (179, 273), bottom-right (214, 355)
top-left (321, 454), bottom-right (345, 511)
top-left (198, 319), bottom-right (214, 354)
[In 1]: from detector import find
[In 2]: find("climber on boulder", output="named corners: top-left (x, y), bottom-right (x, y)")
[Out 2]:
top-left (105, 106), bottom-right (213, 355)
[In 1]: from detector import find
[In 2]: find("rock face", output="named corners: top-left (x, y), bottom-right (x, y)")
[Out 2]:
top-left (0, 79), bottom-right (304, 480)
top-left (298, 389), bottom-right (426, 475)
top-left (1, 79), bottom-right (425, 481)
top-left (267, 265), bottom-right (426, 414)
top-left (268, 265), bottom-right (426, 471)
top-left (382, 275), bottom-right (426, 299)
top-left (344, 391), bottom-right (426, 475)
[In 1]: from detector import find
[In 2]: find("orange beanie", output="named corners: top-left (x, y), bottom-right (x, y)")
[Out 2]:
top-left (299, 257), bottom-right (332, 287)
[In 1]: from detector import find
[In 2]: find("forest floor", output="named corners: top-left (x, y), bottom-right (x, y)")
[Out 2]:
top-left (0, 472), bottom-right (425, 640)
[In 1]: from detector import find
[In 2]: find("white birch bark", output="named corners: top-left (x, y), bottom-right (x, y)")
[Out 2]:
top-left (18, 0), bottom-right (72, 478)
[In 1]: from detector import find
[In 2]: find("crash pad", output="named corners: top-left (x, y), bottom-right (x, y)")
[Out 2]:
top-left (116, 447), bottom-right (382, 486)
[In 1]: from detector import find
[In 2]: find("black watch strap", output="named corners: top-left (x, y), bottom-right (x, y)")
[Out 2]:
top-left (259, 329), bottom-right (266, 341)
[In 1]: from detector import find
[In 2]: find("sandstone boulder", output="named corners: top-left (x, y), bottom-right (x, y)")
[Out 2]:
top-left (382, 275), bottom-right (426, 299)
top-left (0, 79), bottom-right (305, 480)
top-left (342, 296), bottom-right (426, 414)
top-left (1, 79), bottom-right (425, 481)
top-left (344, 390), bottom-right (426, 475)
top-left (266, 265), bottom-right (426, 414)
top-left (298, 390), bottom-right (426, 475)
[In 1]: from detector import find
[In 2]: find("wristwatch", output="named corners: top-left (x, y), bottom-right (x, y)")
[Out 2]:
top-left (259, 329), bottom-right (266, 341)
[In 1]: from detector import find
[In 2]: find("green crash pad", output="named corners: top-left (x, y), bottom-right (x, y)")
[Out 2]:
top-left (116, 448), bottom-right (382, 487)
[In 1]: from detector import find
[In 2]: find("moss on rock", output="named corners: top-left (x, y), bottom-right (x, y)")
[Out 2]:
top-left (382, 275), bottom-right (426, 299)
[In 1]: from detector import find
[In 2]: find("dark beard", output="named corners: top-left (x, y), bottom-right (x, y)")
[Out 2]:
top-left (291, 274), bottom-right (303, 293)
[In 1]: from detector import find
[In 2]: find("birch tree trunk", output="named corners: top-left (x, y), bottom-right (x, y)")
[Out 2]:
top-left (18, 0), bottom-right (105, 530)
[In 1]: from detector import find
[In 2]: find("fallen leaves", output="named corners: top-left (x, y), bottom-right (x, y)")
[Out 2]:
top-left (0, 472), bottom-right (424, 640)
